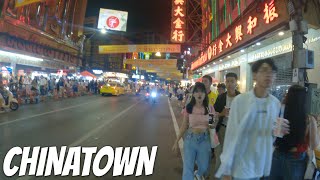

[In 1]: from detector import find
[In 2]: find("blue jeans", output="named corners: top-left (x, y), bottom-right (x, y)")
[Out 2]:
top-left (269, 149), bottom-right (308, 180)
top-left (183, 129), bottom-right (211, 180)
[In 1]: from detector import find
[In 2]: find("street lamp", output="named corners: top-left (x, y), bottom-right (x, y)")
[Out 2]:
top-left (101, 28), bottom-right (107, 34)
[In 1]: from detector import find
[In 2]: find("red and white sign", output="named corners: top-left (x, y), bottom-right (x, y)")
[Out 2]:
top-left (170, 0), bottom-right (186, 43)
top-left (191, 0), bottom-right (289, 71)
top-left (106, 16), bottom-right (120, 29)
top-left (98, 9), bottom-right (128, 32)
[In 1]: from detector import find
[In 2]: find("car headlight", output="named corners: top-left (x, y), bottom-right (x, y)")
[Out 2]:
top-left (151, 92), bottom-right (157, 97)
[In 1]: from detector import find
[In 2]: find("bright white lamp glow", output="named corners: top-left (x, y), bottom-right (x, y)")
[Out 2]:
top-left (0, 50), bottom-right (43, 61)
top-left (101, 28), bottom-right (107, 34)
top-left (155, 52), bottom-right (161, 57)
top-left (278, 31), bottom-right (284, 36)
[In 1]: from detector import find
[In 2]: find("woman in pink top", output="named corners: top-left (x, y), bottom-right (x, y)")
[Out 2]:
top-left (172, 82), bottom-right (212, 180)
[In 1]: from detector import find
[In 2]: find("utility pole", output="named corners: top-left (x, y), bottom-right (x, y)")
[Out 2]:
top-left (289, 0), bottom-right (309, 87)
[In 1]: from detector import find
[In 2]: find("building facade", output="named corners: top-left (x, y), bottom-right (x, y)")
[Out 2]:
top-left (83, 16), bottom-right (132, 74)
top-left (0, 0), bottom-right (87, 79)
top-left (192, 0), bottom-right (320, 100)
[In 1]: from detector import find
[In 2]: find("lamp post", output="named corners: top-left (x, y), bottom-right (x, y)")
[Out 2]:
top-left (83, 27), bottom-right (108, 70)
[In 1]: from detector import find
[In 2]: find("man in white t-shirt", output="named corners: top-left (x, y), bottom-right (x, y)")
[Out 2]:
top-left (211, 73), bottom-right (240, 178)
top-left (216, 58), bottom-right (290, 180)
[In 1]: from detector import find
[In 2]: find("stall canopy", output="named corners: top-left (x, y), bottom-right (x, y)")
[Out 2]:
top-left (81, 71), bottom-right (96, 78)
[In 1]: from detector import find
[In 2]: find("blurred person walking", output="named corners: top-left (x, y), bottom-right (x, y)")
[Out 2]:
top-left (270, 85), bottom-right (320, 180)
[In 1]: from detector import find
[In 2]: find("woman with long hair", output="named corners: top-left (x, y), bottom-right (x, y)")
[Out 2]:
top-left (172, 82), bottom-right (212, 180)
top-left (270, 85), bottom-right (320, 180)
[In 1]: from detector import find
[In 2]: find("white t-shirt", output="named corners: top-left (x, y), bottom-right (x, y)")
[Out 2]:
top-left (177, 89), bottom-right (184, 95)
top-left (216, 90), bottom-right (280, 179)
top-left (222, 95), bottom-right (235, 125)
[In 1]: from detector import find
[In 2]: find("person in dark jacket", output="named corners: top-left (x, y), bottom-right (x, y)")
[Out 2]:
top-left (213, 72), bottom-right (240, 175)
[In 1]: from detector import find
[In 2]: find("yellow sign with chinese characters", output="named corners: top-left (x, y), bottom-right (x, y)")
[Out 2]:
top-left (99, 44), bottom-right (181, 54)
top-left (15, 0), bottom-right (43, 8)
top-left (124, 59), bottom-right (182, 79)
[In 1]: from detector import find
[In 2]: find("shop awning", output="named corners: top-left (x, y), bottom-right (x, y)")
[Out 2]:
top-left (80, 71), bottom-right (96, 79)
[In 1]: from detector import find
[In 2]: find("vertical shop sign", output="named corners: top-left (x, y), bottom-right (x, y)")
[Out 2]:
top-left (171, 0), bottom-right (186, 43)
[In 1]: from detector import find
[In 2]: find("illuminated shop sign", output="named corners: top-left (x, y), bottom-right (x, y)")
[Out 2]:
top-left (170, 0), bottom-right (186, 43)
top-left (191, 0), bottom-right (289, 70)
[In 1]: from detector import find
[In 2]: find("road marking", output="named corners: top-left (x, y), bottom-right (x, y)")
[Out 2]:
top-left (168, 98), bottom-right (184, 162)
top-left (70, 100), bottom-right (140, 146)
top-left (0, 98), bottom-right (105, 126)
top-left (15, 100), bottom-right (141, 180)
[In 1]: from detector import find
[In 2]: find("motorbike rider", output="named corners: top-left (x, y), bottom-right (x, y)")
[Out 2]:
top-left (0, 81), bottom-right (10, 109)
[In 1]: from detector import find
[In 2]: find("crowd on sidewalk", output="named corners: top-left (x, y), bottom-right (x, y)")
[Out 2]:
top-left (0, 74), bottom-right (108, 111)
top-left (172, 58), bottom-right (320, 180)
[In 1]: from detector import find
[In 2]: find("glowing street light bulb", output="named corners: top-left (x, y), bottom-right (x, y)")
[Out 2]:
top-left (155, 52), bottom-right (161, 57)
top-left (101, 28), bottom-right (107, 34)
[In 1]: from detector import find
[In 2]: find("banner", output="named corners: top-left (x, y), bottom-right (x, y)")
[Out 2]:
top-left (15, 0), bottom-right (43, 8)
top-left (124, 59), bottom-right (177, 67)
top-left (97, 9), bottom-right (128, 32)
top-left (99, 44), bottom-right (181, 54)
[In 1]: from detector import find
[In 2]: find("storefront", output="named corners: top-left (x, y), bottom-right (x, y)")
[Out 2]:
top-left (199, 28), bottom-right (320, 100)
top-left (0, 34), bottom-right (81, 80)
top-left (192, 0), bottom-right (320, 101)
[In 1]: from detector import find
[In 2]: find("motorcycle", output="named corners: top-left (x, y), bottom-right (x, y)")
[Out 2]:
top-left (150, 91), bottom-right (157, 104)
top-left (144, 92), bottom-right (150, 101)
top-left (135, 89), bottom-right (141, 96)
top-left (1, 87), bottom-right (19, 111)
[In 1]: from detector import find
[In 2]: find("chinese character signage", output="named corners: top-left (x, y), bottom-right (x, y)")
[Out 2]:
top-left (191, 0), bottom-right (289, 71)
top-left (171, 0), bottom-right (186, 43)
top-left (97, 9), bottom-right (128, 32)
top-left (99, 44), bottom-right (181, 54)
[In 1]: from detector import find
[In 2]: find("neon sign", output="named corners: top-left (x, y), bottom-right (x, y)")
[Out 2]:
top-left (171, 0), bottom-right (186, 43)
top-left (191, 0), bottom-right (288, 71)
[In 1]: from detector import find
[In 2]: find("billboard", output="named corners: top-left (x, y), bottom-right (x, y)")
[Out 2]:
top-left (97, 9), bottom-right (128, 32)
top-left (99, 44), bottom-right (181, 54)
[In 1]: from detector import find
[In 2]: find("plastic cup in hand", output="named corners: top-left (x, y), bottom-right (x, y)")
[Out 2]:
top-left (273, 118), bottom-right (287, 138)
top-left (225, 106), bottom-right (230, 117)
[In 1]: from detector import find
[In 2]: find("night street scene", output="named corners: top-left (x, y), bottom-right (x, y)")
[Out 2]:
top-left (0, 0), bottom-right (320, 179)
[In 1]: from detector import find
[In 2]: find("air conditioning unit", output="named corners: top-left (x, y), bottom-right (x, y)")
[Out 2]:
top-left (297, 49), bottom-right (314, 69)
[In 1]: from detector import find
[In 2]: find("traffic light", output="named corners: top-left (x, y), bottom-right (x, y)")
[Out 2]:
top-left (177, 58), bottom-right (183, 70)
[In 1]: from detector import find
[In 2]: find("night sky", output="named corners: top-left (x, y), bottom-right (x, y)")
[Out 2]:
top-left (86, 0), bottom-right (172, 37)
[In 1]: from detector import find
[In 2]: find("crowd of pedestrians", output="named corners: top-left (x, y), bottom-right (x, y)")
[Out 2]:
top-left (173, 58), bottom-right (320, 180)
top-left (0, 74), bottom-right (108, 111)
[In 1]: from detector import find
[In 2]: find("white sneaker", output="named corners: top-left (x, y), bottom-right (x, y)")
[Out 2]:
top-left (194, 170), bottom-right (204, 180)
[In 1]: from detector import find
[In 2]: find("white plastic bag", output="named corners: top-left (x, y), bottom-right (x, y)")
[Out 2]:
top-left (209, 128), bottom-right (220, 148)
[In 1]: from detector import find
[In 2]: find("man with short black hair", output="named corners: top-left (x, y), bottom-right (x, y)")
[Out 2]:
top-left (202, 75), bottom-right (218, 106)
top-left (213, 72), bottom-right (240, 176)
top-left (216, 58), bottom-right (289, 180)
top-left (217, 83), bottom-right (226, 95)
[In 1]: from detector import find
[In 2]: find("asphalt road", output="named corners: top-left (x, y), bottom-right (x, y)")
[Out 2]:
top-left (0, 94), bottom-right (185, 180)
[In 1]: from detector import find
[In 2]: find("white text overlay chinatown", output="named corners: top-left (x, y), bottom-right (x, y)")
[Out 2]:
top-left (3, 146), bottom-right (158, 177)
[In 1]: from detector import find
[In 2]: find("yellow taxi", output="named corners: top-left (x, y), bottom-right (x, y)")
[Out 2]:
top-left (100, 82), bottom-right (125, 96)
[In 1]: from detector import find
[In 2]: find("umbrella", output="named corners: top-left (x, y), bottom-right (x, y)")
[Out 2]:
top-left (80, 71), bottom-right (96, 79)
